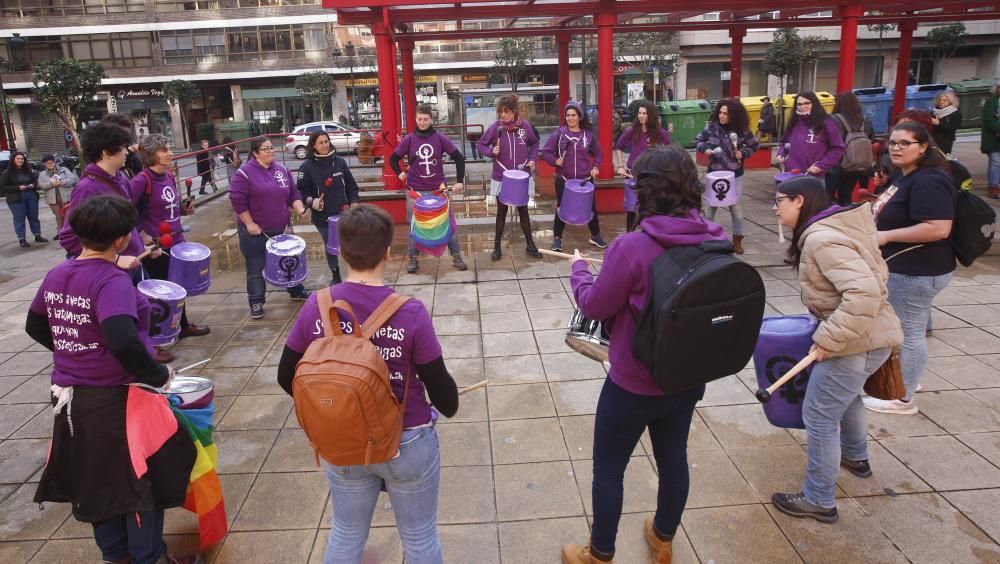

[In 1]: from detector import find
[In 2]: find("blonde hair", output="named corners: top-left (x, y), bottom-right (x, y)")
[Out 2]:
top-left (935, 91), bottom-right (959, 108)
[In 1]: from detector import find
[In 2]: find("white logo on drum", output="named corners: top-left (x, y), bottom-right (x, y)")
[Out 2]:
top-left (415, 143), bottom-right (438, 177)
top-left (274, 170), bottom-right (288, 188)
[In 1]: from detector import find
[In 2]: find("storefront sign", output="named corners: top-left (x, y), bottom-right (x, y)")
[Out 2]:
top-left (528, 74), bottom-right (543, 86)
top-left (720, 71), bottom-right (732, 81)
top-left (115, 87), bottom-right (164, 99)
top-left (462, 74), bottom-right (490, 83)
top-left (347, 76), bottom-right (436, 87)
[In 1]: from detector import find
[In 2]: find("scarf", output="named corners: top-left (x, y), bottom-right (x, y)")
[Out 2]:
top-left (933, 105), bottom-right (958, 119)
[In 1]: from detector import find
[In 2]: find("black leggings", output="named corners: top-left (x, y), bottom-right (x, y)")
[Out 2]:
top-left (825, 172), bottom-right (867, 207)
top-left (494, 204), bottom-right (534, 246)
top-left (553, 176), bottom-right (600, 238)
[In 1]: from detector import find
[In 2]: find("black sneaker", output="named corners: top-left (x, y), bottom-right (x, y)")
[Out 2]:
top-left (491, 246), bottom-right (502, 261)
top-left (290, 288), bottom-right (311, 302)
top-left (406, 256), bottom-right (419, 274)
top-left (18, 239), bottom-right (29, 248)
top-left (34, 235), bottom-right (48, 243)
top-left (452, 254), bottom-right (468, 271)
top-left (249, 303), bottom-right (264, 319)
top-left (772, 492), bottom-right (838, 523)
top-left (840, 457), bottom-right (872, 478)
top-left (589, 234), bottom-right (608, 249)
top-left (525, 241), bottom-right (542, 259)
top-left (199, 189), bottom-right (207, 195)
top-left (550, 237), bottom-right (563, 252)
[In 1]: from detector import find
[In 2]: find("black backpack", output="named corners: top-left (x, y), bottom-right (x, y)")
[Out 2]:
top-left (633, 237), bottom-right (766, 395)
top-left (951, 188), bottom-right (996, 267)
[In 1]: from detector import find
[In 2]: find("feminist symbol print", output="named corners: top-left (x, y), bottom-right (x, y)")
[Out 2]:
top-left (279, 256), bottom-right (300, 283)
top-left (416, 143), bottom-right (437, 177)
top-left (274, 170), bottom-right (288, 188)
top-left (162, 185), bottom-right (179, 220)
top-left (711, 178), bottom-right (730, 202)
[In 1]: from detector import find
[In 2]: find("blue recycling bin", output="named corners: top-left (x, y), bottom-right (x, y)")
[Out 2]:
top-left (903, 83), bottom-right (952, 112)
top-left (852, 87), bottom-right (894, 135)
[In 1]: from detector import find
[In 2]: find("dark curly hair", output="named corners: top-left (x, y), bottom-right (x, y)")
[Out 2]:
top-left (709, 98), bottom-right (751, 135)
top-left (631, 100), bottom-right (666, 146)
top-left (632, 145), bottom-right (703, 221)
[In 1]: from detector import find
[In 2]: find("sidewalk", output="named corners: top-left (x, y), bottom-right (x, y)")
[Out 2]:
top-left (1, 138), bottom-right (1000, 563)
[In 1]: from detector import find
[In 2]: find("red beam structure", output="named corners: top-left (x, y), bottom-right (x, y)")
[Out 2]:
top-left (596, 0), bottom-right (615, 178)
top-left (557, 31), bottom-right (572, 123)
top-left (399, 37), bottom-right (417, 132)
top-left (893, 19), bottom-right (917, 121)
top-left (372, 8), bottom-right (402, 190)
top-left (836, 4), bottom-right (862, 93)
top-left (729, 26), bottom-right (746, 99)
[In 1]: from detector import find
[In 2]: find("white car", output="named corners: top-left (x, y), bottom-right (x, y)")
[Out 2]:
top-left (286, 122), bottom-right (360, 159)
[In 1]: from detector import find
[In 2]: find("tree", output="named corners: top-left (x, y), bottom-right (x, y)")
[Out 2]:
top-left (926, 23), bottom-right (967, 82)
top-left (295, 71), bottom-right (337, 121)
top-left (866, 23), bottom-right (897, 86)
top-left (162, 79), bottom-right (199, 148)
top-left (762, 29), bottom-right (828, 132)
top-left (616, 32), bottom-right (679, 97)
top-left (31, 59), bottom-right (105, 153)
top-left (491, 37), bottom-right (536, 92)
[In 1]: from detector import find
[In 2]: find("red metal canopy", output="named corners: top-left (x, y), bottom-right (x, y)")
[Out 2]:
top-left (323, 0), bottom-right (1000, 184)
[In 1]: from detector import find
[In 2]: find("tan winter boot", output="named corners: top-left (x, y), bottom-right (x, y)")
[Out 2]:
top-left (732, 234), bottom-right (745, 255)
top-left (561, 542), bottom-right (614, 564)
top-left (644, 517), bottom-right (674, 564)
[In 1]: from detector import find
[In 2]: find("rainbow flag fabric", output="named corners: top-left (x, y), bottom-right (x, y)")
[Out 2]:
top-left (170, 400), bottom-right (227, 549)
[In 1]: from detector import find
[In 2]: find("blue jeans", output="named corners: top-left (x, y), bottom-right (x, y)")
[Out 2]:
top-left (237, 225), bottom-right (304, 306)
top-left (989, 152), bottom-right (1000, 187)
top-left (406, 191), bottom-right (460, 258)
top-left (323, 426), bottom-right (442, 564)
top-left (92, 507), bottom-right (166, 564)
top-left (7, 190), bottom-right (42, 240)
top-left (801, 347), bottom-right (891, 508)
top-left (703, 202), bottom-right (745, 236)
top-left (590, 378), bottom-right (705, 556)
top-left (887, 272), bottom-right (952, 400)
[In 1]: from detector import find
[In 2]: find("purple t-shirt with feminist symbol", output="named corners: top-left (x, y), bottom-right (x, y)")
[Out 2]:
top-left (394, 130), bottom-right (457, 190)
top-left (285, 283), bottom-right (443, 428)
top-left (132, 169), bottom-right (186, 244)
top-left (30, 259), bottom-right (153, 387)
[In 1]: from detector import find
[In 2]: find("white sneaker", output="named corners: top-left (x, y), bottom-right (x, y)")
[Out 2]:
top-left (863, 397), bottom-right (918, 415)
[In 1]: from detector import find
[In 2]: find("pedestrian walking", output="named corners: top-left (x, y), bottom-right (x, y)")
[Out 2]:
top-left (37, 154), bottom-right (78, 233)
top-left (1, 151), bottom-right (47, 248)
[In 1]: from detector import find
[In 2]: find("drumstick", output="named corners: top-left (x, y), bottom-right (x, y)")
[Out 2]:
top-left (778, 220), bottom-right (786, 244)
top-left (176, 358), bottom-right (211, 373)
top-left (755, 351), bottom-right (817, 403)
top-left (538, 249), bottom-right (603, 264)
top-left (459, 379), bottom-right (489, 395)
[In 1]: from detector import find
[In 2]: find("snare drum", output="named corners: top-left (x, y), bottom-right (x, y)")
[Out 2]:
top-left (566, 308), bottom-right (609, 362)
top-left (263, 234), bottom-right (309, 287)
top-left (168, 242), bottom-right (212, 296)
top-left (137, 279), bottom-right (187, 346)
top-left (164, 376), bottom-right (215, 409)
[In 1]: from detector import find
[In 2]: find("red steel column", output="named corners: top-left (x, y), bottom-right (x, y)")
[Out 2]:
top-left (373, 10), bottom-right (402, 189)
top-left (892, 20), bottom-right (917, 120)
top-left (399, 37), bottom-right (417, 132)
top-left (557, 31), bottom-right (571, 125)
top-left (837, 5), bottom-right (863, 92)
top-left (596, 2), bottom-right (615, 178)
top-left (729, 26), bottom-right (746, 98)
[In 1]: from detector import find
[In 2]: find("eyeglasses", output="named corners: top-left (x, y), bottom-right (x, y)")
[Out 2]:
top-left (773, 195), bottom-right (791, 206)
top-left (258, 146), bottom-right (276, 152)
top-left (886, 140), bottom-right (916, 149)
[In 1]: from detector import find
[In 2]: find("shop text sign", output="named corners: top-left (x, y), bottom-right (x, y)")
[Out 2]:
top-left (347, 76), bottom-right (436, 86)
top-left (116, 88), bottom-right (164, 99)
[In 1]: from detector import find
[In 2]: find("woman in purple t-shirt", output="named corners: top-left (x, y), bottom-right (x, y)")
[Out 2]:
top-left (25, 195), bottom-right (200, 564)
top-left (277, 205), bottom-right (458, 563)
top-left (614, 100), bottom-right (672, 232)
top-left (775, 91), bottom-right (845, 178)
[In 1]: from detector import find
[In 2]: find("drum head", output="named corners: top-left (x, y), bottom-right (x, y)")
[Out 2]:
top-left (266, 234), bottom-right (306, 256)
top-left (137, 279), bottom-right (187, 300)
top-left (171, 242), bottom-right (211, 261)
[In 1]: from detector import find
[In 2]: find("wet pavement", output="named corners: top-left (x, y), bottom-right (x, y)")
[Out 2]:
top-left (2, 137), bottom-right (1000, 563)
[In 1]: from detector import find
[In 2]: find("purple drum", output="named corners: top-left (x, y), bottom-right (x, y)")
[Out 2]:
top-left (168, 242), bottom-right (212, 297)
top-left (499, 169), bottom-right (530, 207)
top-left (137, 279), bottom-right (187, 346)
top-left (558, 179), bottom-right (594, 225)
top-left (264, 234), bottom-right (309, 288)
top-left (706, 170), bottom-right (740, 207)
top-left (623, 178), bottom-right (638, 212)
top-left (752, 315), bottom-right (819, 429)
top-left (326, 215), bottom-right (340, 256)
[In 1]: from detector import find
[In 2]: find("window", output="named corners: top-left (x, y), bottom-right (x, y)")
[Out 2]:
top-left (1, 0), bottom-right (144, 17)
top-left (64, 33), bottom-right (153, 68)
top-left (160, 24), bottom-right (326, 65)
top-left (702, 12), bottom-right (720, 21)
top-left (154, 0), bottom-right (317, 11)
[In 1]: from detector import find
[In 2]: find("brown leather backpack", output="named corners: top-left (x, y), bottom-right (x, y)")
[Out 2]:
top-left (293, 289), bottom-right (411, 467)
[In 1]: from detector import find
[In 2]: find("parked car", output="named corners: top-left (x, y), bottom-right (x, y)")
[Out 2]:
top-left (285, 122), bottom-right (361, 159)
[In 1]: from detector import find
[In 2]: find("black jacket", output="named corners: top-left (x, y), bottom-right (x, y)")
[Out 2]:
top-left (296, 154), bottom-right (361, 224)
top-left (1, 167), bottom-right (39, 204)
top-left (759, 103), bottom-right (777, 134)
top-left (932, 111), bottom-right (962, 154)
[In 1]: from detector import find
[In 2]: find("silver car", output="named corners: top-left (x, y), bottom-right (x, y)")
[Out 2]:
top-left (285, 122), bottom-right (360, 159)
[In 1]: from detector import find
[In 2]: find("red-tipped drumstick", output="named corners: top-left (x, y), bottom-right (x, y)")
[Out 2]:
top-left (137, 233), bottom-right (174, 260)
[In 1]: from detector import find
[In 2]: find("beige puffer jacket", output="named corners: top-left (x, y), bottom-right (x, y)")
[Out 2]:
top-left (797, 203), bottom-right (903, 356)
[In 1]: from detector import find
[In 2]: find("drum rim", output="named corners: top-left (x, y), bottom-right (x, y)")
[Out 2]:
top-left (137, 278), bottom-right (187, 298)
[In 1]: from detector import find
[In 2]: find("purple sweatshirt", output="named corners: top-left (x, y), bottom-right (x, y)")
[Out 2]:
top-left (132, 169), bottom-right (186, 245)
top-left (476, 119), bottom-right (540, 181)
top-left (58, 163), bottom-right (145, 258)
top-left (776, 118), bottom-right (845, 176)
top-left (614, 126), bottom-right (672, 169)
top-left (571, 210), bottom-right (728, 395)
top-left (540, 126), bottom-right (603, 180)
top-left (229, 158), bottom-right (302, 232)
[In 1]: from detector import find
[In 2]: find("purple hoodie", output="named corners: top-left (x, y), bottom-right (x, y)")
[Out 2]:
top-left (58, 163), bottom-right (145, 258)
top-left (571, 210), bottom-right (728, 395)
top-left (476, 119), bottom-right (540, 181)
top-left (614, 126), bottom-right (672, 169)
top-left (776, 117), bottom-right (845, 176)
top-left (541, 126), bottom-right (603, 180)
top-left (229, 158), bottom-right (302, 232)
top-left (132, 169), bottom-right (186, 245)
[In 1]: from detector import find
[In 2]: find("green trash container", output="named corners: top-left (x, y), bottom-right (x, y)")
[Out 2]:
top-left (218, 120), bottom-right (255, 151)
top-left (950, 79), bottom-right (995, 129)
top-left (659, 100), bottom-right (712, 148)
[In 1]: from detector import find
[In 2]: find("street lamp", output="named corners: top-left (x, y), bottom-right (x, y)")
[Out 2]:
top-left (0, 33), bottom-right (28, 153)
top-left (332, 41), bottom-right (358, 128)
